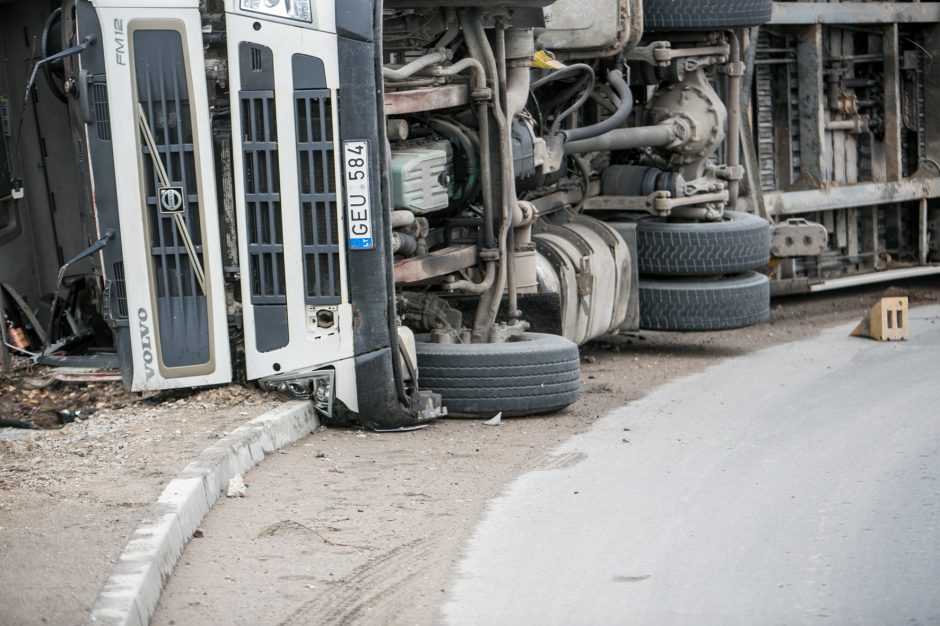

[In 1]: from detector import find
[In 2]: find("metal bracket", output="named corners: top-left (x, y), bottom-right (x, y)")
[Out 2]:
top-left (721, 61), bottom-right (746, 77)
top-left (825, 116), bottom-right (870, 134)
top-left (652, 189), bottom-right (730, 216)
top-left (577, 256), bottom-right (593, 297)
top-left (708, 165), bottom-right (745, 183)
top-left (489, 320), bottom-right (530, 344)
top-left (771, 218), bottom-right (829, 257)
top-left (582, 186), bottom-right (729, 217)
top-left (626, 41), bottom-right (731, 68)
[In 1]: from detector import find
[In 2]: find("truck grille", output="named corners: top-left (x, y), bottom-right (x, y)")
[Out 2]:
top-left (239, 43), bottom-right (289, 353)
top-left (133, 29), bottom-right (210, 368)
top-left (295, 88), bottom-right (341, 305)
top-left (241, 92), bottom-right (286, 305)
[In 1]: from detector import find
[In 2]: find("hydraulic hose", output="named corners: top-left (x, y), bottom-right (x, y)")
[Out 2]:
top-left (563, 121), bottom-right (680, 155)
top-left (457, 10), bottom-right (496, 251)
top-left (530, 63), bottom-right (594, 90)
top-left (383, 50), bottom-right (449, 81)
top-left (466, 15), bottom-right (517, 341)
top-left (429, 118), bottom-right (479, 204)
top-left (562, 69), bottom-right (633, 143)
top-left (531, 63), bottom-right (596, 135)
top-left (447, 261), bottom-right (497, 295)
top-left (425, 57), bottom-right (486, 87)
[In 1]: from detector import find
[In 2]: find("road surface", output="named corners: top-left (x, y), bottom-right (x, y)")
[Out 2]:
top-left (439, 306), bottom-right (940, 625)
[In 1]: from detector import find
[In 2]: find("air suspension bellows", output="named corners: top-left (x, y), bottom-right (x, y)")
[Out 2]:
top-left (602, 165), bottom-right (685, 198)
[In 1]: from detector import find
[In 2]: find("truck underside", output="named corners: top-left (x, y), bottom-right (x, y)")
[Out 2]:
top-left (1, 0), bottom-right (938, 427)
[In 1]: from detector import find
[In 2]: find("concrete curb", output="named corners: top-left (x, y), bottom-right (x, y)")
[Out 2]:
top-left (87, 400), bottom-right (318, 626)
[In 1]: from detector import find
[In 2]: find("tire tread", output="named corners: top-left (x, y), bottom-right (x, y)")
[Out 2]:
top-left (636, 211), bottom-right (771, 276)
top-left (644, 0), bottom-right (773, 31)
top-left (415, 333), bottom-right (581, 417)
top-left (639, 271), bottom-right (770, 331)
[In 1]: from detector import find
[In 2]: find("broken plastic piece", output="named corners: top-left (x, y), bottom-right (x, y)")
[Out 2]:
top-left (373, 424), bottom-right (430, 433)
top-left (226, 474), bottom-right (247, 498)
top-left (532, 50), bottom-right (566, 70)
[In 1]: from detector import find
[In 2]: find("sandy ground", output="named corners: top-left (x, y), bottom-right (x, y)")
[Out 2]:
top-left (0, 386), bottom-right (281, 626)
top-left (0, 277), bottom-right (937, 626)
top-left (151, 277), bottom-right (940, 626)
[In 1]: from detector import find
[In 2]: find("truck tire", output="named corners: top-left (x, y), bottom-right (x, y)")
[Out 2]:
top-left (415, 333), bottom-right (581, 417)
top-left (639, 271), bottom-right (770, 331)
top-left (635, 211), bottom-right (771, 276)
top-left (644, 0), bottom-right (773, 31)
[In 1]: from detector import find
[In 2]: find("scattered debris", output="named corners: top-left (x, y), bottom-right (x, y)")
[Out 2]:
top-left (2, 283), bottom-right (45, 370)
top-left (226, 474), bottom-right (247, 498)
top-left (49, 369), bottom-right (122, 384)
top-left (373, 424), bottom-right (430, 433)
top-left (0, 384), bottom-right (275, 492)
top-left (0, 418), bottom-right (41, 430)
top-left (36, 353), bottom-right (120, 370)
top-left (0, 370), bottom-right (130, 429)
top-left (482, 412), bottom-right (502, 427)
top-left (56, 409), bottom-right (93, 425)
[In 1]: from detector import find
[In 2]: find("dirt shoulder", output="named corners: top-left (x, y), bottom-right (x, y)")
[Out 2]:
top-left (0, 384), bottom-right (281, 626)
top-left (150, 278), bottom-right (940, 626)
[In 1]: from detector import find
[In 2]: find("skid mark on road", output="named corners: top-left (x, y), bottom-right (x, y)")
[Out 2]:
top-left (278, 535), bottom-right (439, 626)
top-left (257, 519), bottom-right (373, 551)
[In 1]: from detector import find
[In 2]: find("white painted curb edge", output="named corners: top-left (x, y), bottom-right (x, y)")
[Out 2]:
top-left (87, 400), bottom-right (319, 626)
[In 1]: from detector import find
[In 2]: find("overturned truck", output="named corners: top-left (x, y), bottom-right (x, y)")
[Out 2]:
top-left (1, 0), bottom-right (937, 427)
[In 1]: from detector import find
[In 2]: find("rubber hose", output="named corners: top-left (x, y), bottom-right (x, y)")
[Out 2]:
top-left (563, 123), bottom-right (678, 155)
top-left (563, 70), bottom-right (633, 143)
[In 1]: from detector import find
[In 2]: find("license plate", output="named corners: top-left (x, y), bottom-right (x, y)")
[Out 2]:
top-left (343, 140), bottom-right (374, 250)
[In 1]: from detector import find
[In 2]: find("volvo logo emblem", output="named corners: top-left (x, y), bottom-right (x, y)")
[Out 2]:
top-left (158, 186), bottom-right (184, 213)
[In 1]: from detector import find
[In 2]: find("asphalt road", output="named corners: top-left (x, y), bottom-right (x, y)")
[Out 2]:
top-left (439, 306), bottom-right (940, 626)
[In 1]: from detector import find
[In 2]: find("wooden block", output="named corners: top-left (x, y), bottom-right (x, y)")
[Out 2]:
top-left (851, 297), bottom-right (909, 341)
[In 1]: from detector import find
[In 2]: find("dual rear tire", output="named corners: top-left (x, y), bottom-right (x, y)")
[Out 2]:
top-left (632, 211), bottom-right (772, 331)
top-left (639, 271), bottom-right (770, 332)
top-left (640, 0), bottom-right (775, 328)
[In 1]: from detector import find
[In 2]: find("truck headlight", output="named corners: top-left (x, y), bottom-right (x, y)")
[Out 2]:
top-left (239, 0), bottom-right (313, 23)
top-left (259, 368), bottom-right (335, 417)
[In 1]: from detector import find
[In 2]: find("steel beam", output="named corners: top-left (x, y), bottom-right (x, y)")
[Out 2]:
top-left (771, 2), bottom-right (940, 25)
top-left (794, 25), bottom-right (829, 188)
top-left (384, 85), bottom-right (471, 115)
top-left (764, 178), bottom-right (940, 215)
top-left (808, 265), bottom-right (940, 292)
top-left (884, 24), bottom-right (904, 182)
top-left (923, 25), bottom-right (940, 166)
top-left (393, 244), bottom-right (478, 285)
